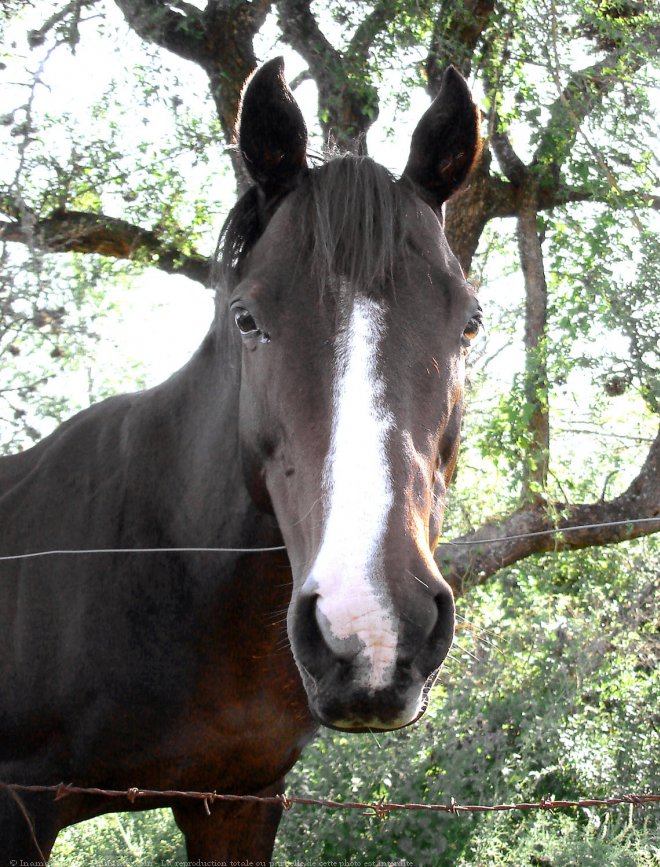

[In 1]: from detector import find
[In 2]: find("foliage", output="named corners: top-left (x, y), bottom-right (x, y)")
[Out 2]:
top-left (449, 200), bottom-right (658, 520)
top-left (51, 807), bottom-right (185, 865)
top-left (0, 2), bottom-right (227, 446)
top-left (0, 246), bottom-right (145, 452)
top-left (547, 217), bottom-right (660, 415)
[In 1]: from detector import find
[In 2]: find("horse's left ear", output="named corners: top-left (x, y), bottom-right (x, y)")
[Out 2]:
top-left (403, 66), bottom-right (481, 210)
top-left (238, 57), bottom-right (308, 200)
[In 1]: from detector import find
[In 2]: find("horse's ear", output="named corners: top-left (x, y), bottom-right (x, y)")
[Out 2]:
top-left (403, 66), bottom-right (481, 210)
top-left (238, 57), bottom-right (308, 199)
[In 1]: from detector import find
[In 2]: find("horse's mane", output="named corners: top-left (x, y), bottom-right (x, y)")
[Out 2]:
top-left (216, 155), bottom-right (413, 296)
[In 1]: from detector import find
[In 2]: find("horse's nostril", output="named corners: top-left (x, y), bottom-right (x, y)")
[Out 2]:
top-left (314, 606), bottom-right (364, 661)
top-left (424, 585), bottom-right (455, 662)
top-left (396, 577), bottom-right (454, 673)
top-left (300, 590), bottom-right (361, 661)
top-left (435, 582), bottom-right (455, 632)
top-left (294, 591), bottom-right (321, 644)
top-left (292, 591), bottom-right (337, 677)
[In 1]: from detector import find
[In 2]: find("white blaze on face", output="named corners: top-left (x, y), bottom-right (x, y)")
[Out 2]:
top-left (309, 294), bottom-right (398, 692)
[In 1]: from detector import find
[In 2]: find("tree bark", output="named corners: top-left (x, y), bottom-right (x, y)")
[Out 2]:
top-left (444, 147), bottom-right (513, 276)
top-left (277, 0), bottom-right (380, 151)
top-left (426, 0), bottom-right (496, 90)
top-left (517, 181), bottom-right (550, 499)
top-left (0, 210), bottom-right (210, 285)
top-left (113, 0), bottom-right (272, 192)
top-left (485, 116), bottom-right (550, 500)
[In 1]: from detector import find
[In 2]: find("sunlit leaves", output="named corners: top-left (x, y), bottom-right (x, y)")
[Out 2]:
top-left (272, 541), bottom-right (659, 864)
top-left (0, 2), bottom-right (229, 445)
top-left (0, 245), bottom-right (144, 452)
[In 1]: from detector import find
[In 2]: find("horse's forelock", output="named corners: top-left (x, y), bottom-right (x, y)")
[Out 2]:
top-left (304, 156), bottom-right (407, 296)
top-left (215, 156), bottom-right (410, 298)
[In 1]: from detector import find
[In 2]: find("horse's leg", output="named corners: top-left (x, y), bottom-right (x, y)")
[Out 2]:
top-left (0, 788), bottom-right (59, 866)
top-left (173, 780), bottom-right (285, 865)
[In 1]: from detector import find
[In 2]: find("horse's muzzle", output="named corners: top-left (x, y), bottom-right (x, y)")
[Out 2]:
top-left (289, 579), bottom-right (455, 731)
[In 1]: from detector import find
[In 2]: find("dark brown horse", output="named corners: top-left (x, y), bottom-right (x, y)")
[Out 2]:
top-left (0, 58), bottom-right (481, 862)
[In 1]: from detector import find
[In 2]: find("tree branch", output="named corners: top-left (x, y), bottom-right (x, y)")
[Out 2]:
top-left (517, 182), bottom-right (550, 499)
top-left (445, 168), bottom-right (659, 275)
top-left (437, 425), bottom-right (660, 595)
top-left (0, 210), bottom-right (210, 285)
top-left (489, 123), bottom-right (527, 187)
top-left (113, 0), bottom-right (209, 64)
top-left (277, 0), bottom-right (379, 150)
top-left (426, 0), bottom-right (495, 94)
top-left (444, 146), bottom-right (513, 274)
top-left (348, 1), bottom-right (400, 65)
top-left (535, 11), bottom-right (660, 171)
top-left (27, 0), bottom-right (100, 49)
top-left (277, 0), bottom-right (339, 81)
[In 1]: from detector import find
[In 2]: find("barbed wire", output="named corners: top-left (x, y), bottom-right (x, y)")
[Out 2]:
top-left (2, 781), bottom-right (658, 819)
top-left (0, 516), bottom-right (657, 562)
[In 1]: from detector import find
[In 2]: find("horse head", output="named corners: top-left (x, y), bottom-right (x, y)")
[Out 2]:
top-left (219, 57), bottom-right (481, 732)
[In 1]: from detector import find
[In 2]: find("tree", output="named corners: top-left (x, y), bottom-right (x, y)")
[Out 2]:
top-left (0, 0), bottom-right (658, 591)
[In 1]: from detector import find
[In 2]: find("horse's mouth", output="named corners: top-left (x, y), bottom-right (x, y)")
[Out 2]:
top-left (299, 662), bottom-right (442, 734)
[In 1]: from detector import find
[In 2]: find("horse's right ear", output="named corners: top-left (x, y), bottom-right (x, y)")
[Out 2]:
top-left (238, 57), bottom-right (308, 200)
top-left (403, 66), bottom-right (481, 211)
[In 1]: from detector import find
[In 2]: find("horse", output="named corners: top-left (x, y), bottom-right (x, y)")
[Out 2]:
top-left (0, 57), bottom-right (481, 862)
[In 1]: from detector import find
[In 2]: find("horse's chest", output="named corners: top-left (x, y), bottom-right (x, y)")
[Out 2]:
top-left (168, 703), bottom-right (316, 793)
top-left (133, 614), bottom-right (315, 791)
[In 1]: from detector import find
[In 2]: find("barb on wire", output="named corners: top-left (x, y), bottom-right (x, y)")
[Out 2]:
top-left (3, 781), bottom-right (658, 816)
top-left (0, 516), bottom-right (657, 562)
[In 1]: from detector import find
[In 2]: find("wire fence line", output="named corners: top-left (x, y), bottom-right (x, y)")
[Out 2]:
top-left (0, 516), bottom-right (658, 563)
top-left (0, 544), bottom-right (289, 562)
top-left (2, 782), bottom-right (657, 863)
top-left (2, 781), bottom-right (659, 818)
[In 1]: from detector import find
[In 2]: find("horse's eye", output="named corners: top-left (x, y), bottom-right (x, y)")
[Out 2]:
top-left (234, 308), bottom-right (261, 337)
top-left (462, 316), bottom-right (482, 346)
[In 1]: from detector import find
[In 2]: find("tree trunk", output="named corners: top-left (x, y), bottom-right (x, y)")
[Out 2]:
top-left (517, 181), bottom-right (550, 500)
